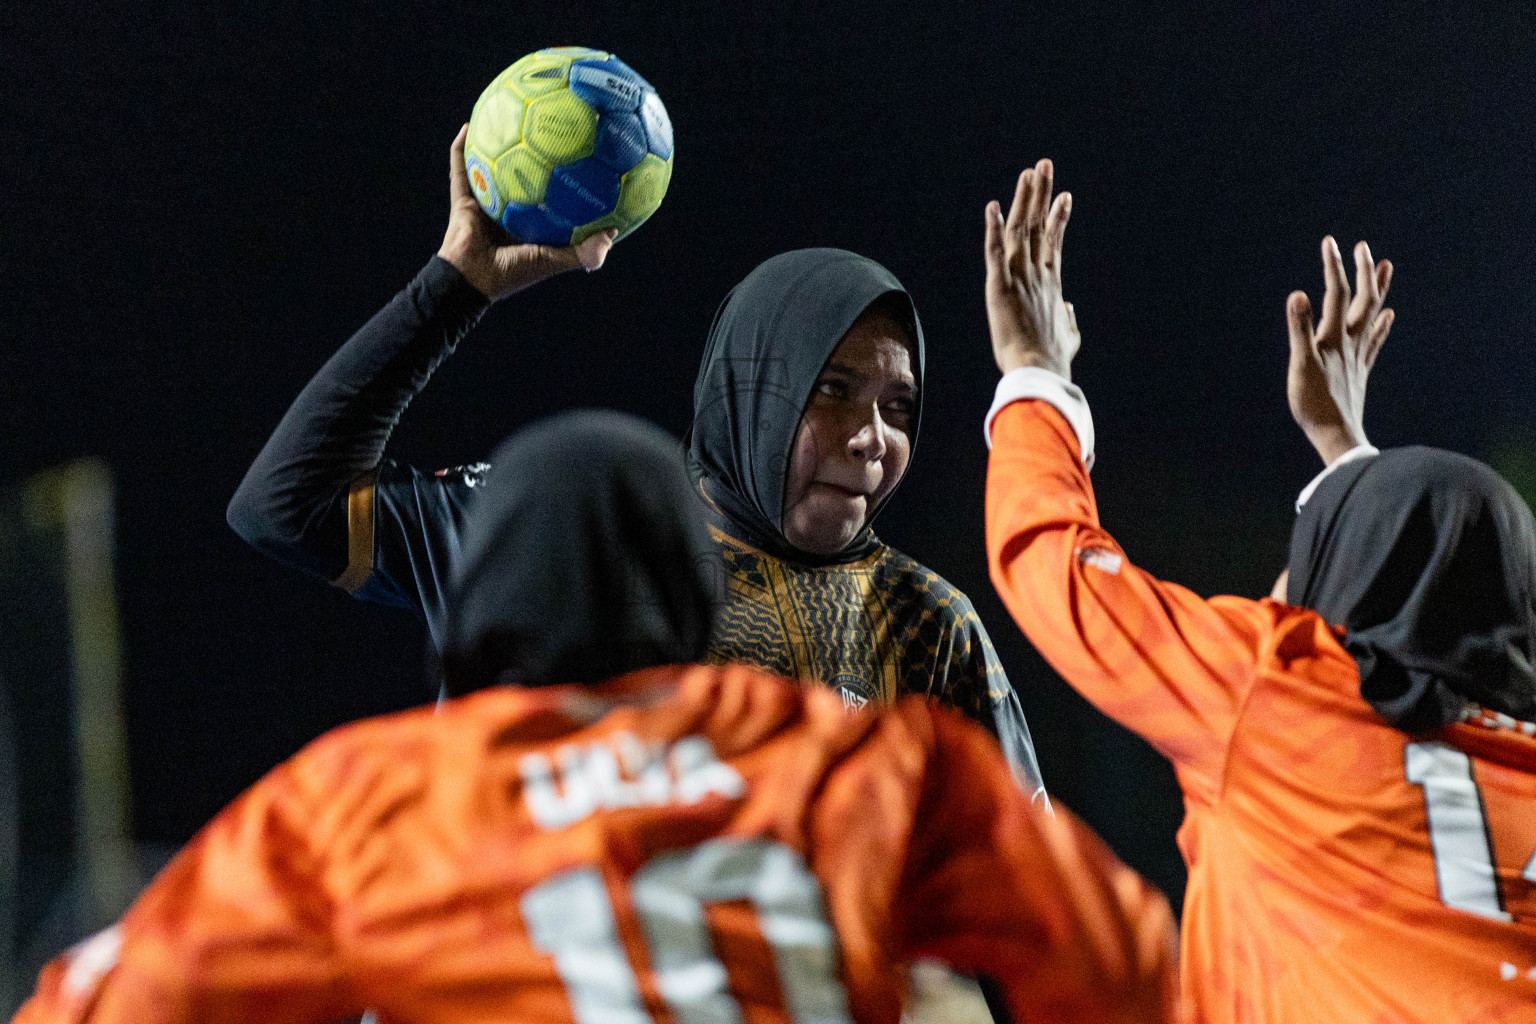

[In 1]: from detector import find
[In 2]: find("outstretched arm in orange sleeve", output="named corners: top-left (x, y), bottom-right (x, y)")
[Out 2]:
top-left (978, 160), bottom-right (1270, 800)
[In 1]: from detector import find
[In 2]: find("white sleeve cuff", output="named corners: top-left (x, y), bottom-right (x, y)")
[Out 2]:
top-left (1295, 443), bottom-right (1378, 511)
top-left (984, 367), bottom-right (1095, 469)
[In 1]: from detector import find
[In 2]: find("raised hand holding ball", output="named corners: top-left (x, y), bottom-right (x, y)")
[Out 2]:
top-left (438, 125), bottom-right (615, 302)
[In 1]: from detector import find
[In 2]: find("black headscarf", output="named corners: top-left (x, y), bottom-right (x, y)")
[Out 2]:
top-left (440, 410), bottom-right (719, 695)
top-left (1288, 446), bottom-right (1536, 731)
top-left (687, 248), bottom-right (924, 565)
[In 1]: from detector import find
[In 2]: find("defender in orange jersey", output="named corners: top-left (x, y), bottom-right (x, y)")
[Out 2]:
top-left (978, 159), bottom-right (1536, 1023)
top-left (16, 411), bottom-right (1178, 1024)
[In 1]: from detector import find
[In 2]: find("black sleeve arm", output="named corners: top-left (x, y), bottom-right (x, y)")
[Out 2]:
top-left (226, 256), bottom-right (489, 596)
top-left (956, 613), bottom-right (1051, 810)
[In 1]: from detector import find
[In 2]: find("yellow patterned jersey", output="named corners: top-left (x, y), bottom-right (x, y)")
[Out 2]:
top-left (703, 523), bottom-right (1043, 800)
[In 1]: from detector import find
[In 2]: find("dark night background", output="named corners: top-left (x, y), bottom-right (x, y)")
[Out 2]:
top-left (4, 2), bottom-right (1536, 907)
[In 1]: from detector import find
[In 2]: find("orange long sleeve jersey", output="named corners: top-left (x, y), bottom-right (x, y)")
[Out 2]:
top-left (16, 663), bottom-right (1176, 1024)
top-left (986, 397), bottom-right (1536, 1023)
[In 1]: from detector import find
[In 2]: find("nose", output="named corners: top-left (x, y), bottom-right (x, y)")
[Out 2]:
top-left (847, 403), bottom-right (888, 463)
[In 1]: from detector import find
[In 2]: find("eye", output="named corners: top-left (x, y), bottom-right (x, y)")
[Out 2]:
top-left (882, 397), bottom-right (916, 420)
top-left (816, 379), bottom-right (849, 400)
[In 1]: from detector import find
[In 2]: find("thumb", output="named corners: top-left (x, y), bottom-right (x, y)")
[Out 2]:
top-left (984, 201), bottom-right (1006, 288)
top-left (574, 228), bottom-right (617, 271)
top-left (1286, 291), bottom-right (1314, 361)
top-left (525, 243), bottom-right (585, 276)
top-left (1365, 307), bottom-right (1394, 366)
top-left (510, 228), bottom-right (618, 281)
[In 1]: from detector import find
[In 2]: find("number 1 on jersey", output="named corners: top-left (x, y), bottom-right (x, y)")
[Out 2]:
top-left (1406, 741), bottom-right (1523, 921)
top-left (522, 868), bottom-right (652, 1024)
top-left (521, 838), bottom-right (853, 1024)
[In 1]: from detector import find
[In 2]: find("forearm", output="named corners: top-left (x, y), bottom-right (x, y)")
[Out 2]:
top-left (984, 674), bottom-right (1049, 807)
top-left (998, 809), bottom-right (1178, 1024)
top-left (227, 257), bottom-right (488, 580)
top-left (985, 399), bottom-right (1123, 699)
top-left (982, 869), bottom-right (1178, 1024)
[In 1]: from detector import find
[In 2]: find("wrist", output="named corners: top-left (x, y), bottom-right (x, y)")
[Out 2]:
top-left (436, 234), bottom-right (499, 302)
top-left (997, 347), bottom-right (1071, 381)
top-left (1302, 422), bottom-right (1367, 466)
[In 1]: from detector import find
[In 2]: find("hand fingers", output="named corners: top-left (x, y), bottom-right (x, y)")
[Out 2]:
top-left (1346, 241), bottom-right (1384, 335)
top-left (448, 124), bottom-right (473, 206)
top-left (1065, 300), bottom-right (1079, 335)
top-left (1353, 241), bottom-right (1377, 305)
top-left (1043, 191), bottom-right (1072, 276)
top-left (1004, 168), bottom-right (1033, 267)
top-left (1375, 258), bottom-right (1393, 303)
top-left (1366, 307), bottom-right (1394, 366)
top-left (1318, 236), bottom-right (1350, 339)
top-left (510, 228), bottom-right (617, 281)
top-left (984, 200), bottom-right (1007, 289)
top-left (1028, 159), bottom-right (1054, 253)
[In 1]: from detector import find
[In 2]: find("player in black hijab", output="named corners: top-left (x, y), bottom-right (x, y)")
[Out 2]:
top-left (1288, 447), bottom-right (1536, 731)
top-left (689, 248), bottom-right (1043, 799)
top-left (1276, 234), bottom-right (1536, 732)
top-left (440, 409), bottom-right (718, 694)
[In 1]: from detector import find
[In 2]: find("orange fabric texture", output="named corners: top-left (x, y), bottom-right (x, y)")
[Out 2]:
top-left (16, 663), bottom-right (1176, 1024)
top-left (986, 399), bottom-right (1536, 1023)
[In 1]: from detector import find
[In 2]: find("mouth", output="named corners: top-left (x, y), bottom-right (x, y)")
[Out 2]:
top-left (811, 481), bottom-right (872, 500)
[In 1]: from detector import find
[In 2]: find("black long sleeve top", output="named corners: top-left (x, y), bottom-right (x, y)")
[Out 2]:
top-left (228, 257), bottom-right (490, 645)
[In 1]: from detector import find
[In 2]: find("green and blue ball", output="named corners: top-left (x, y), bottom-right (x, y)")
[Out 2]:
top-left (464, 47), bottom-right (674, 247)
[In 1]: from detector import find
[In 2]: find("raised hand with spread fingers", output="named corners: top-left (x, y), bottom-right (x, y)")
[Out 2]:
top-left (983, 158), bottom-right (1077, 379)
top-left (1285, 236), bottom-right (1394, 465)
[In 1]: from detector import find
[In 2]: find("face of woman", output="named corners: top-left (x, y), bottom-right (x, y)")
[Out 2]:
top-left (781, 304), bottom-right (917, 556)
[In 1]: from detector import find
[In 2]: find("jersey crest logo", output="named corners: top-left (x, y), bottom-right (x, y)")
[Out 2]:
top-left (832, 674), bottom-right (874, 712)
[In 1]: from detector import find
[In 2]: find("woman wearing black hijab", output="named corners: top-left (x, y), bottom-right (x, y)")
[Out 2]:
top-left (226, 129), bottom-right (1045, 800)
top-left (1286, 446), bottom-right (1536, 731)
top-left (981, 158), bottom-right (1535, 1021)
top-left (437, 410), bottom-right (720, 694)
top-left (689, 248), bottom-right (1042, 797)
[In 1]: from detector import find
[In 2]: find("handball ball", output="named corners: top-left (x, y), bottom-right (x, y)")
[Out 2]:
top-left (464, 47), bottom-right (674, 247)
